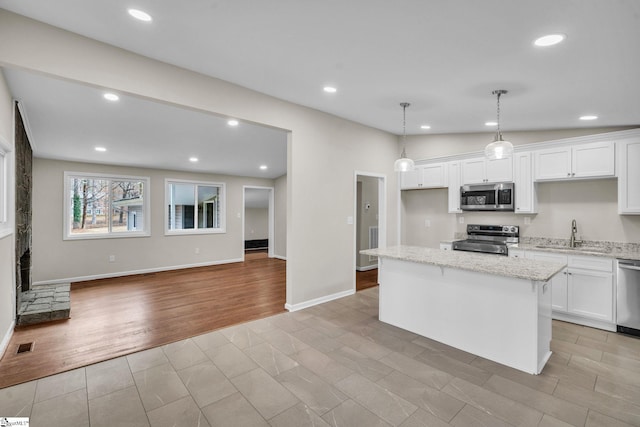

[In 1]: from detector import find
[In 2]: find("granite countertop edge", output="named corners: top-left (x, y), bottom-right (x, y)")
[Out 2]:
top-left (514, 243), bottom-right (640, 261)
top-left (362, 245), bottom-right (566, 282)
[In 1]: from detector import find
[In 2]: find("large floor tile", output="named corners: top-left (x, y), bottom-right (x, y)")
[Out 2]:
top-left (586, 410), bottom-right (638, 427)
top-left (376, 370), bottom-right (464, 423)
top-left (291, 327), bottom-right (344, 353)
top-left (86, 357), bottom-right (134, 400)
top-left (133, 362), bottom-right (190, 412)
top-left (230, 368), bottom-right (299, 419)
top-left (275, 366), bottom-right (347, 415)
top-left (336, 331), bottom-right (393, 360)
top-left (221, 324), bottom-right (265, 349)
top-left (243, 342), bottom-right (299, 376)
top-left (257, 329), bottom-right (310, 356)
top-left (191, 330), bottom-right (230, 352)
top-left (34, 367), bottom-right (86, 403)
top-left (291, 347), bottom-right (353, 384)
top-left (415, 351), bottom-right (491, 386)
top-left (335, 373), bottom-right (417, 426)
top-left (177, 360), bottom-right (237, 408)
top-left (147, 395), bottom-right (210, 427)
top-left (347, 324), bottom-right (425, 358)
top-left (449, 404), bottom-right (513, 427)
top-left (162, 338), bottom-right (208, 371)
top-left (379, 351), bottom-right (452, 390)
top-left (30, 388), bottom-right (89, 427)
top-left (442, 377), bottom-right (543, 426)
top-left (471, 356), bottom-right (559, 394)
top-left (201, 392), bottom-right (269, 427)
top-left (398, 408), bottom-right (451, 427)
top-left (88, 386), bottom-right (149, 427)
top-left (127, 347), bottom-right (170, 373)
top-left (595, 375), bottom-right (640, 406)
top-left (326, 345), bottom-right (394, 382)
top-left (206, 342), bottom-right (258, 378)
top-left (569, 354), bottom-right (640, 388)
top-left (321, 399), bottom-right (391, 427)
top-left (268, 402), bottom-right (331, 427)
top-left (0, 381), bottom-right (36, 417)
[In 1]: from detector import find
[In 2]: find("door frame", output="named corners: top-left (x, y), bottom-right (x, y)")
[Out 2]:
top-left (353, 171), bottom-right (387, 290)
top-left (242, 186), bottom-right (275, 260)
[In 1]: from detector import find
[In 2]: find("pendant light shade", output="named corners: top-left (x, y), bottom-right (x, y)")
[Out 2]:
top-left (394, 102), bottom-right (415, 172)
top-left (485, 90), bottom-right (514, 160)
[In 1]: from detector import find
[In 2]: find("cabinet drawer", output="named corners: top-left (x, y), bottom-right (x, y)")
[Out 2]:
top-left (568, 255), bottom-right (613, 272)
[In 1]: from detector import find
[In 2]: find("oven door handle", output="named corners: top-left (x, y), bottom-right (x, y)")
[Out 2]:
top-left (619, 263), bottom-right (640, 271)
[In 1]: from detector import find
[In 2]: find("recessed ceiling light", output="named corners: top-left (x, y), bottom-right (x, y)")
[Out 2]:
top-left (94, 146), bottom-right (107, 152)
top-left (485, 121), bottom-right (498, 126)
top-left (420, 125), bottom-right (431, 130)
top-left (128, 8), bottom-right (152, 22)
top-left (534, 34), bottom-right (566, 47)
top-left (259, 165), bottom-right (268, 170)
top-left (323, 86), bottom-right (337, 93)
top-left (189, 157), bottom-right (199, 162)
top-left (579, 115), bottom-right (598, 121)
top-left (227, 119), bottom-right (239, 126)
top-left (103, 93), bottom-right (119, 102)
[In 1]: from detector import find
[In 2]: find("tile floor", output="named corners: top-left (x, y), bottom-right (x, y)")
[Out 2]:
top-left (1, 286), bottom-right (640, 426)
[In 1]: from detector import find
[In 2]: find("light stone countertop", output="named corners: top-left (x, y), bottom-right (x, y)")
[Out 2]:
top-left (361, 245), bottom-right (566, 282)
top-left (515, 238), bottom-right (640, 261)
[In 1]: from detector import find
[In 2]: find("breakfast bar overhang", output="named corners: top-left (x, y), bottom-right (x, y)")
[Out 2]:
top-left (361, 246), bottom-right (566, 374)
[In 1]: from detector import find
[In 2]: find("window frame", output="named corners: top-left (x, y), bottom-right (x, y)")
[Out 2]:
top-left (164, 178), bottom-right (226, 235)
top-left (63, 171), bottom-right (151, 240)
top-left (0, 136), bottom-right (10, 239)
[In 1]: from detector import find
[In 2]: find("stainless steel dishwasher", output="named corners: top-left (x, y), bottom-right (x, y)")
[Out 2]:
top-left (617, 259), bottom-right (640, 337)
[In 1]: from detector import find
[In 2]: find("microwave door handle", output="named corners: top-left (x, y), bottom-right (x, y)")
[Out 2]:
top-left (619, 263), bottom-right (640, 271)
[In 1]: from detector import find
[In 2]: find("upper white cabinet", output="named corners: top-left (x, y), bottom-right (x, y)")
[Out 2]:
top-left (447, 161), bottom-right (462, 213)
top-left (400, 163), bottom-right (448, 190)
top-left (617, 137), bottom-right (640, 214)
top-left (461, 157), bottom-right (513, 184)
top-left (513, 152), bottom-right (537, 214)
top-left (534, 141), bottom-right (615, 181)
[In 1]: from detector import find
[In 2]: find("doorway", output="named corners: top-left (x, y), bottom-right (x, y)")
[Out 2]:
top-left (354, 172), bottom-right (386, 290)
top-left (243, 186), bottom-right (275, 260)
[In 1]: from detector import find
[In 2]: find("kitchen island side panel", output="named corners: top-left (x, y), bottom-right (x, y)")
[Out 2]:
top-left (378, 257), bottom-right (552, 374)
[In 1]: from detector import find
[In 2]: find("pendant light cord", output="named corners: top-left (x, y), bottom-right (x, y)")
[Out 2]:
top-left (400, 102), bottom-right (410, 157)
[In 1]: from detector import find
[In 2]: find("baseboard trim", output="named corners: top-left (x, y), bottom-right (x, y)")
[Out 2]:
top-left (285, 289), bottom-right (355, 312)
top-left (272, 255), bottom-right (287, 261)
top-left (552, 312), bottom-right (616, 332)
top-left (32, 258), bottom-right (244, 286)
top-left (356, 265), bottom-right (378, 272)
top-left (0, 320), bottom-right (15, 360)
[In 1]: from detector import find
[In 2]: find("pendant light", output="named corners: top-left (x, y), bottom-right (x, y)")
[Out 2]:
top-left (484, 89), bottom-right (514, 160)
top-left (394, 102), bottom-right (415, 172)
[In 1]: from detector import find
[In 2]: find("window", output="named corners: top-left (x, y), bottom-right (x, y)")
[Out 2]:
top-left (166, 179), bottom-right (225, 234)
top-left (64, 172), bottom-right (150, 239)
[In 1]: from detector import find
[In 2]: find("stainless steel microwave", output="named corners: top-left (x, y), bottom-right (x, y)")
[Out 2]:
top-left (460, 183), bottom-right (514, 211)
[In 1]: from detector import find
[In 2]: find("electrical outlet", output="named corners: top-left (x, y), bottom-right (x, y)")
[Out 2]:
top-left (109, 255), bottom-right (115, 263)
top-left (459, 216), bottom-right (464, 224)
top-left (425, 219), bottom-right (431, 227)
top-left (347, 216), bottom-right (354, 225)
top-left (524, 217), bottom-right (531, 225)
top-left (195, 247), bottom-right (200, 254)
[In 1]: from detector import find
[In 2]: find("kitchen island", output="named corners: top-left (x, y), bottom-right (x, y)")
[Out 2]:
top-left (361, 246), bottom-right (566, 374)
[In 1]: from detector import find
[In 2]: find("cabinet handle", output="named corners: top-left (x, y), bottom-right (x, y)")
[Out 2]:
top-left (567, 173), bottom-right (571, 176)
top-left (572, 172), bottom-right (575, 176)
top-left (563, 271), bottom-right (567, 275)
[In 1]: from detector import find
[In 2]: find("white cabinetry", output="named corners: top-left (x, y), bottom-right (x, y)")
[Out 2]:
top-left (400, 163), bottom-right (447, 190)
top-left (617, 137), bottom-right (640, 214)
top-left (461, 157), bottom-right (513, 184)
top-left (439, 242), bottom-right (452, 251)
top-left (513, 152), bottom-right (537, 214)
top-left (534, 141), bottom-right (615, 181)
top-left (447, 161), bottom-right (462, 213)
top-left (526, 250), bottom-right (614, 330)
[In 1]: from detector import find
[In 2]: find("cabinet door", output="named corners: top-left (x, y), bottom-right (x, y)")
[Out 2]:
top-left (534, 147), bottom-right (571, 181)
top-left (447, 161), bottom-right (462, 213)
top-left (513, 152), bottom-right (536, 213)
top-left (461, 158), bottom-right (487, 184)
top-left (567, 269), bottom-right (614, 322)
top-left (618, 138), bottom-right (640, 214)
top-left (572, 141), bottom-right (615, 179)
top-left (486, 157), bottom-right (513, 183)
top-left (421, 163), bottom-right (447, 188)
top-left (400, 168), bottom-right (422, 190)
top-left (528, 251), bottom-right (568, 312)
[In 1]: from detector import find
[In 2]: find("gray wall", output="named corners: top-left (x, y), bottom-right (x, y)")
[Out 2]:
top-left (245, 208), bottom-right (269, 241)
top-left (274, 174), bottom-right (287, 259)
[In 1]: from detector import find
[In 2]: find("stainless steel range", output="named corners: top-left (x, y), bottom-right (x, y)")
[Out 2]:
top-left (452, 224), bottom-right (519, 256)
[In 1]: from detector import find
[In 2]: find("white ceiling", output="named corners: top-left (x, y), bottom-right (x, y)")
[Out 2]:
top-left (1, 1), bottom-right (639, 172)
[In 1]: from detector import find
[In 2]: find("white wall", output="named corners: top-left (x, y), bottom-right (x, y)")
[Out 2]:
top-left (402, 129), bottom-right (640, 248)
top-left (244, 208), bottom-right (269, 241)
top-left (0, 11), bottom-right (399, 307)
top-left (0, 69), bottom-right (15, 356)
top-left (274, 174), bottom-right (287, 259)
top-left (32, 158), bottom-right (280, 283)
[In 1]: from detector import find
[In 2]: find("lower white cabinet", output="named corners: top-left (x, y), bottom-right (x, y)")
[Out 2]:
top-left (526, 251), bottom-right (615, 330)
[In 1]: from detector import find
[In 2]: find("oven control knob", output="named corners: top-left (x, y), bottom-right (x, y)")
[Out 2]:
top-left (510, 226), bottom-right (516, 232)
top-left (502, 226), bottom-right (509, 232)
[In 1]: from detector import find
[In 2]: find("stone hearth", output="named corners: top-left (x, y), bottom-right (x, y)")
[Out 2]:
top-left (17, 283), bottom-right (71, 326)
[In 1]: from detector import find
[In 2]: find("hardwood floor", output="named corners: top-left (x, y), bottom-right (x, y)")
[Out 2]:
top-left (0, 257), bottom-right (286, 389)
top-left (356, 268), bottom-right (378, 291)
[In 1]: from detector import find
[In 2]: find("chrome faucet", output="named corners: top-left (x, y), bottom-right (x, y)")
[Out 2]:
top-left (569, 219), bottom-right (582, 248)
